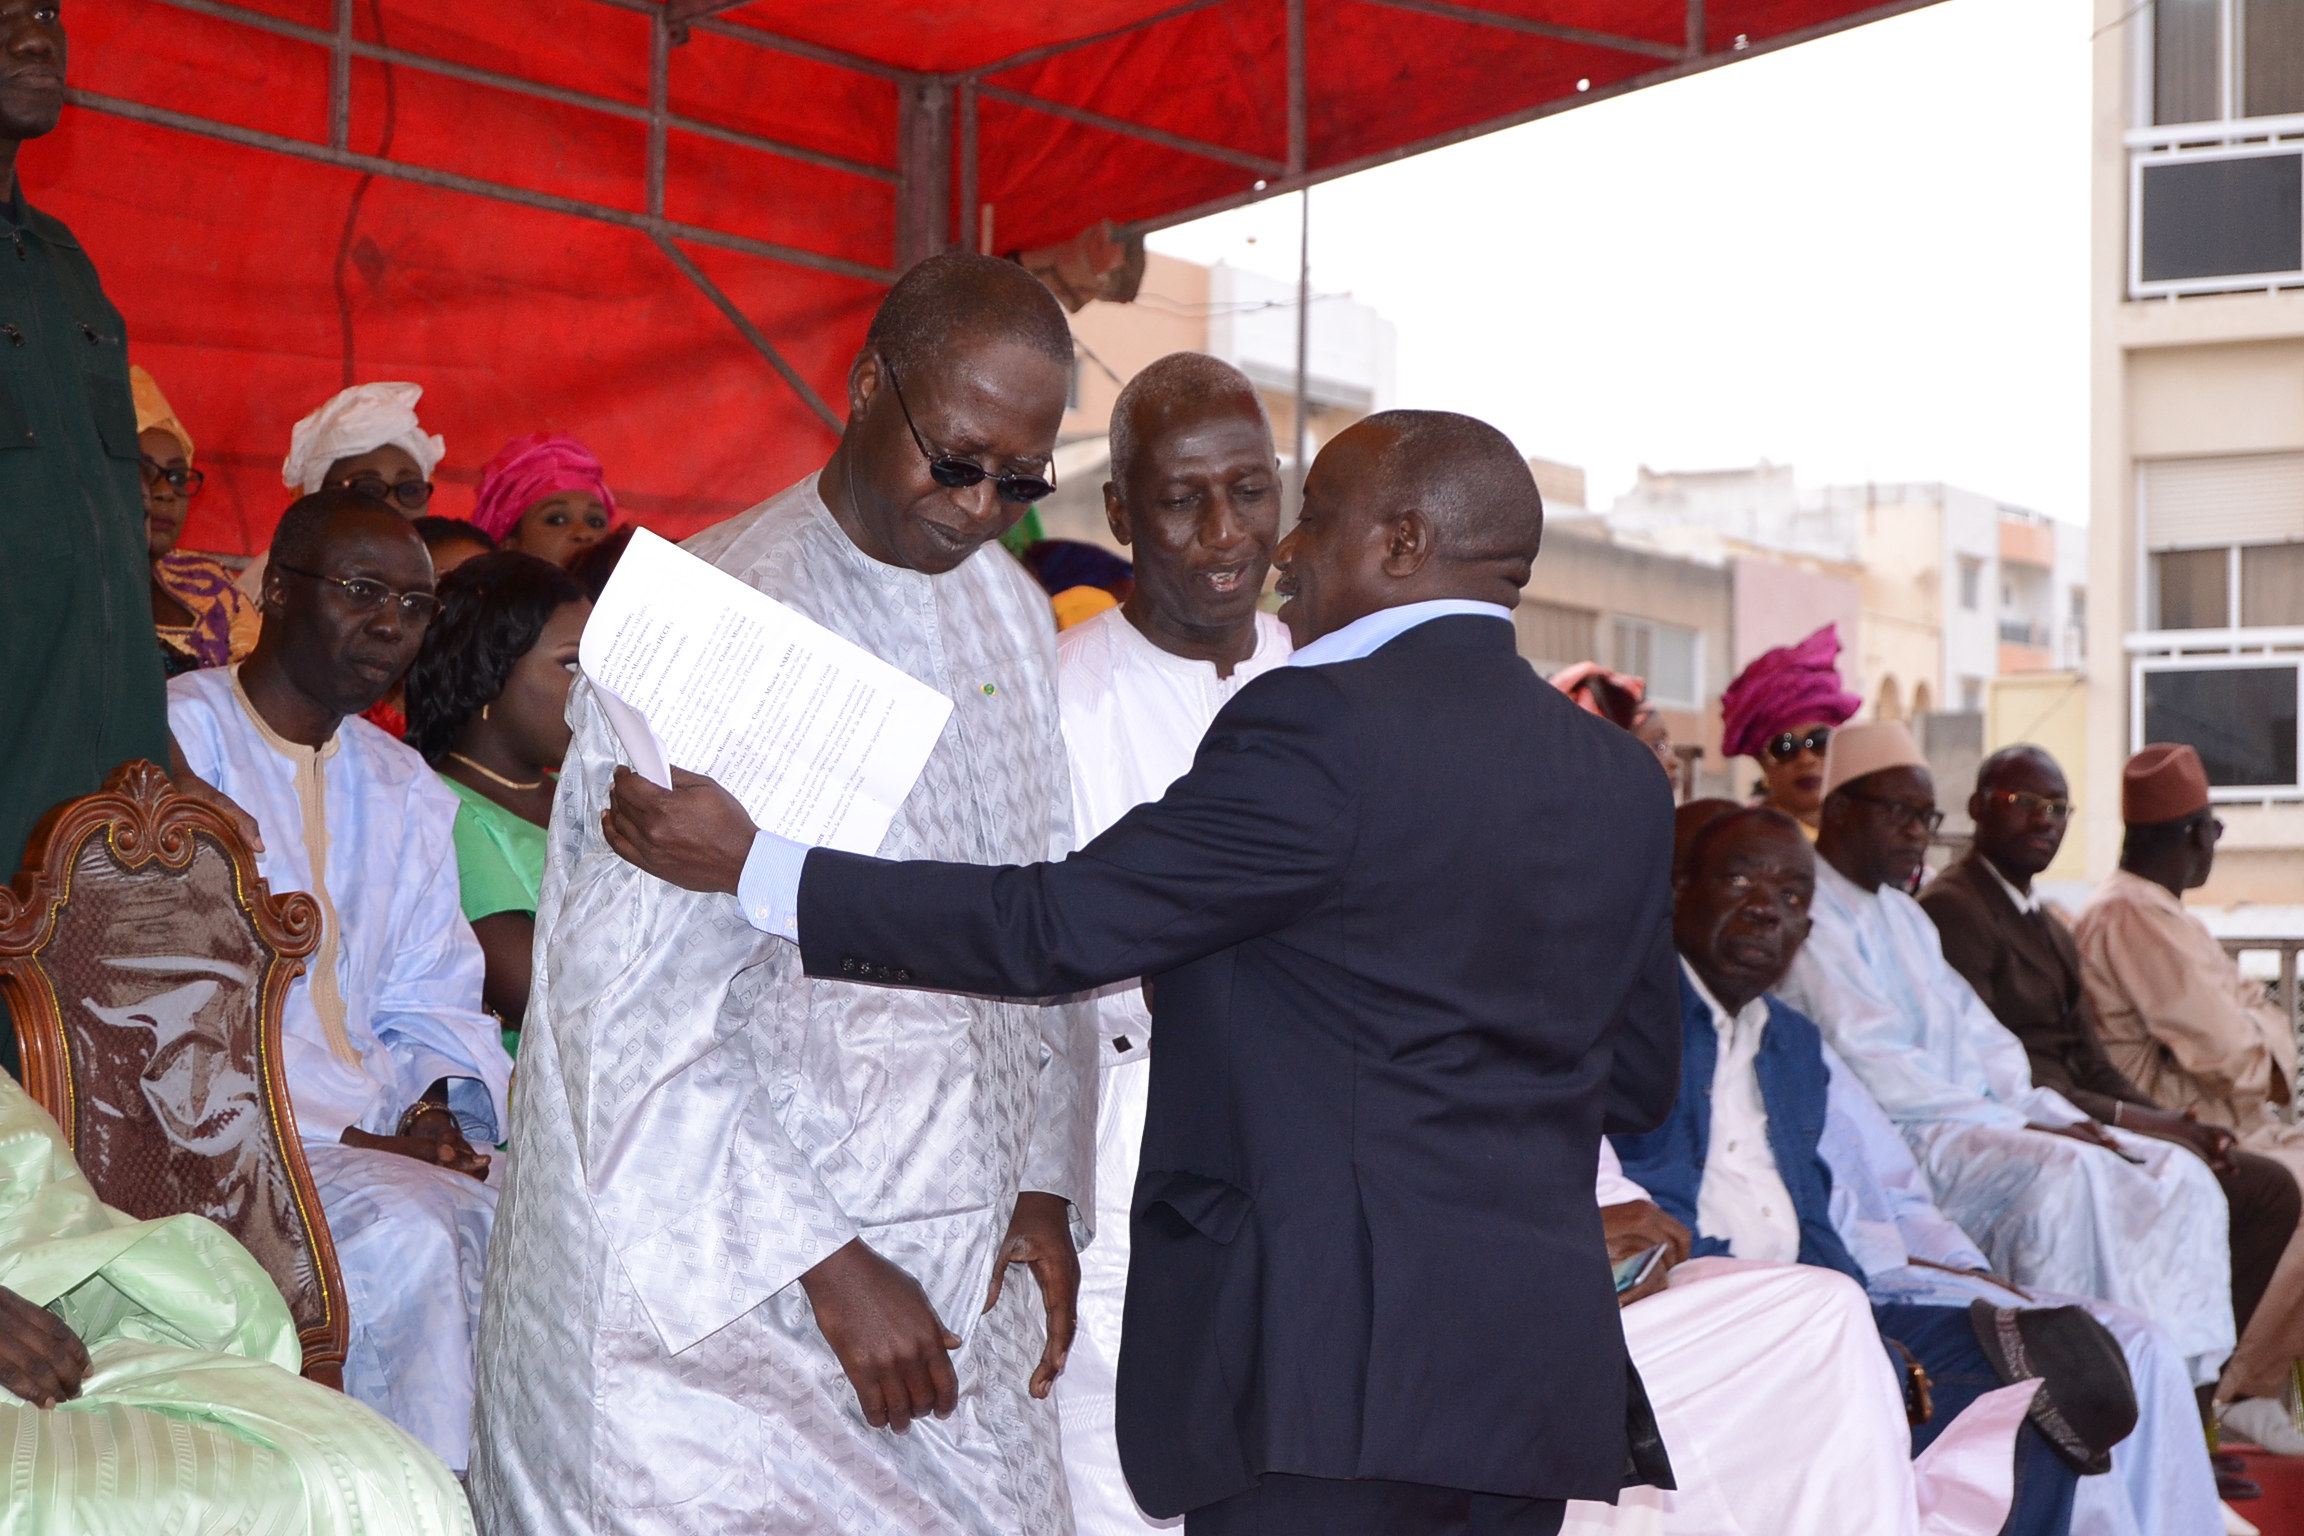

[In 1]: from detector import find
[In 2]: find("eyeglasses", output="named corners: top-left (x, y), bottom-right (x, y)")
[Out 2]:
top-left (1764, 728), bottom-right (1832, 762)
top-left (274, 562), bottom-right (441, 625)
top-left (1844, 791), bottom-right (1946, 836)
top-left (880, 357), bottom-right (1056, 505)
top-left (1986, 789), bottom-right (2072, 822)
top-left (141, 455), bottom-right (205, 497)
top-left (331, 475), bottom-right (435, 512)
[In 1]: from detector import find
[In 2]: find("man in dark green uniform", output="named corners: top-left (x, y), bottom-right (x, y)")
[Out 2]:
top-left (1, 0), bottom-right (191, 1076)
top-left (1, 0), bottom-right (179, 864)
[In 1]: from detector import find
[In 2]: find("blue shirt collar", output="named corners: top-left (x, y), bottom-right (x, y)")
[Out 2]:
top-left (1286, 599), bottom-right (1513, 669)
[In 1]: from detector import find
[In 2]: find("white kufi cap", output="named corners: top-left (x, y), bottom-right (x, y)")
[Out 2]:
top-left (1821, 719), bottom-right (1929, 799)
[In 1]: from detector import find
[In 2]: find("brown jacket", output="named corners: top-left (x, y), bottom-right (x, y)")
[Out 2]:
top-left (1919, 852), bottom-right (2156, 1123)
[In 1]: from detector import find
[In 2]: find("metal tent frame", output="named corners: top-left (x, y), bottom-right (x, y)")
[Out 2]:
top-left (67, 0), bottom-right (1939, 440)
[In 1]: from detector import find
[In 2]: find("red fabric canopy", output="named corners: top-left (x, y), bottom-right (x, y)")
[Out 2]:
top-left (28, 0), bottom-right (1933, 555)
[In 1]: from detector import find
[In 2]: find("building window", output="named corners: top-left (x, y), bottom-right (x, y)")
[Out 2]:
top-left (1610, 617), bottom-right (1700, 709)
top-left (2070, 588), bottom-right (2087, 626)
top-left (1960, 677), bottom-right (1983, 713)
top-left (2154, 0), bottom-right (2304, 123)
top-left (2139, 661), bottom-right (2302, 789)
top-left (1518, 600), bottom-right (1598, 673)
top-left (1958, 557), bottom-right (1982, 612)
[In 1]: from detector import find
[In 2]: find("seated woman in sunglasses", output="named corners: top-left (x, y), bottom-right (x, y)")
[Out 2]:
top-left (132, 366), bottom-right (259, 674)
top-left (1718, 622), bottom-right (1863, 838)
top-left (237, 381), bottom-right (447, 603)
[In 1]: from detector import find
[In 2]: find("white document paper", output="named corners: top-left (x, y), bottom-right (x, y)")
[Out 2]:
top-left (579, 528), bottom-right (954, 855)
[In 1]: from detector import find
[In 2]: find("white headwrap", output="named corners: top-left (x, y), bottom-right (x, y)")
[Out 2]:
top-left (280, 382), bottom-right (446, 494)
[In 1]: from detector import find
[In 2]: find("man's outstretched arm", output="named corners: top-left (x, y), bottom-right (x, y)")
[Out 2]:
top-left (603, 668), bottom-right (1362, 1000)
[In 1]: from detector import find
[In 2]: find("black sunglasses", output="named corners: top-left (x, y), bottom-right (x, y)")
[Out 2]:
top-left (1764, 727), bottom-right (1832, 762)
top-left (141, 454), bottom-right (205, 497)
top-left (331, 474), bottom-right (436, 511)
top-left (1844, 791), bottom-right (1946, 837)
top-left (880, 357), bottom-right (1056, 505)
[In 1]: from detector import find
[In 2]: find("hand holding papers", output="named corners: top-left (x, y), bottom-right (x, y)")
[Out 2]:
top-left (580, 529), bottom-right (954, 857)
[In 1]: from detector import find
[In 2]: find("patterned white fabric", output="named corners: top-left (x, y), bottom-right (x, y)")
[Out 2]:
top-left (1781, 859), bottom-right (2234, 1381)
top-left (1049, 603), bottom-right (1291, 1536)
top-left (469, 474), bottom-right (1097, 1536)
top-left (166, 666), bottom-right (510, 1471)
top-left (1820, 1045), bottom-right (2224, 1536)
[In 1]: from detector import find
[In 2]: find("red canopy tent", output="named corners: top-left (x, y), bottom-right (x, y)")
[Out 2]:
top-left (29, 0), bottom-right (1936, 554)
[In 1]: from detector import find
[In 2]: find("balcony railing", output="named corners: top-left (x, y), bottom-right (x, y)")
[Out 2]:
top-left (2127, 114), bottom-right (2304, 300)
top-left (2220, 938), bottom-right (2303, 1064)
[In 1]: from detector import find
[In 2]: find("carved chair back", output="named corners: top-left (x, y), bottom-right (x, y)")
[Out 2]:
top-left (0, 760), bottom-right (348, 1387)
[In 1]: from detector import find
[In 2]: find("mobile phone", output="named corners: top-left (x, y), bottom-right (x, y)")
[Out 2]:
top-left (1612, 1244), bottom-right (1667, 1295)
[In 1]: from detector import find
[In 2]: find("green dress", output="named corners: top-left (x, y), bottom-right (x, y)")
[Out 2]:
top-left (0, 1075), bottom-right (474, 1534)
top-left (440, 775), bottom-right (547, 1059)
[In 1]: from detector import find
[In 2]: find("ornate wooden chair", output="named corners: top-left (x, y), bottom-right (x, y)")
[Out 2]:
top-left (0, 760), bottom-right (349, 1387)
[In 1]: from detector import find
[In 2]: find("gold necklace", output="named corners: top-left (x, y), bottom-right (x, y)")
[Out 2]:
top-left (448, 752), bottom-right (545, 792)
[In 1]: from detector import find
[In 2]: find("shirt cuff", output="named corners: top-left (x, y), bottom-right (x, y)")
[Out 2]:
top-left (736, 828), bottom-right (807, 939)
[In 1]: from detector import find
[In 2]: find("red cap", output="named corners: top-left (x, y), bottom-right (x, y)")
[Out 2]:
top-left (2122, 743), bottom-right (2210, 825)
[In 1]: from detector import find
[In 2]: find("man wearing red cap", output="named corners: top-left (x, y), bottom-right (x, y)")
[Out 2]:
top-left (2075, 744), bottom-right (2304, 1452)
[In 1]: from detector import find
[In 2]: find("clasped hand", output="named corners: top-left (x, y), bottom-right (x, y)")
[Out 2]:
top-left (0, 1285), bottom-right (87, 1408)
top-left (343, 1105), bottom-right (491, 1181)
top-left (801, 1192), bottom-right (1078, 1434)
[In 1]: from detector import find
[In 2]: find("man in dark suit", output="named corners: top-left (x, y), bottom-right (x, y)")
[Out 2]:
top-left (599, 409), bottom-right (1682, 1535)
top-left (1919, 745), bottom-right (2298, 1370)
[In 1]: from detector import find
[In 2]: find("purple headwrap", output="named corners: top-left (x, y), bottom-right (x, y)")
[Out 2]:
top-left (470, 432), bottom-right (617, 542)
top-left (1720, 623), bottom-right (1863, 760)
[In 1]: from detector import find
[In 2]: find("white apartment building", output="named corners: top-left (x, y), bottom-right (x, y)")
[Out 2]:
top-left (1605, 464), bottom-right (2088, 721)
top-left (2088, 0), bottom-right (2304, 902)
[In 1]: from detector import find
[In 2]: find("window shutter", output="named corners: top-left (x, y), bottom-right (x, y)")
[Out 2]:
top-left (2143, 453), bottom-right (2304, 550)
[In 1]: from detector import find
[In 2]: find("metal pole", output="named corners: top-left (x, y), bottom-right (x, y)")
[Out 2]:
top-left (329, 0), bottom-right (350, 151)
top-left (647, 13), bottom-right (668, 221)
top-left (1292, 187), bottom-right (1310, 516)
top-left (958, 79), bottom-right (978, 256)
top-left (1286, 0), bottom-right (1306, 175)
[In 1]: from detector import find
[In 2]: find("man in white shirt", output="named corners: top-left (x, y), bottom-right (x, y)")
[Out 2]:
top-left (1777, 721), bottom-right (2234, 1387)
top-left (1051, 352), bottom-right (1293, 1534)
top-left (166, 488), bottom-right (511, 1472)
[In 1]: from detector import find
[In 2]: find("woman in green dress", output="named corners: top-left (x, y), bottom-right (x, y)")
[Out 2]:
top-left (403, 554), bottom-right (589, 1058)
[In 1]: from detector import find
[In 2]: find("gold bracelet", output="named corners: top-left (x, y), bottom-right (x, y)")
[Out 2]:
top-left (397, 1101), bottom-right (453, 1138)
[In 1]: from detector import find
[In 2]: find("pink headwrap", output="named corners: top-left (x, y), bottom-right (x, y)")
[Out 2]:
top-left (1720, 623), bottom-right (1863, 761)
top-left (470, 432), bottom-right (617, 543)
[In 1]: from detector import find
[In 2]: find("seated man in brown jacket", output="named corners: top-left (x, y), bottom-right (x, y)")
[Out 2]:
top-left (1922, 743), bottom-right (2304, 1453)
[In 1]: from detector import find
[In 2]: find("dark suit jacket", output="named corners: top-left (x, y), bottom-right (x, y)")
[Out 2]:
top-left (1609, 973), bottom-right (1865, 1283)
top-left (798, 615), bottom-right (1681, 1514)
top-left (1919, 854), bottom-right (2154, 1124)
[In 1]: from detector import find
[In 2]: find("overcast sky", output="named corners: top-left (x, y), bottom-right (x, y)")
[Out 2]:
top-left (1148, 0), bottom-right (2097, 524)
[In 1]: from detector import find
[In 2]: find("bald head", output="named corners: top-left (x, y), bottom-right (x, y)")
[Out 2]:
top-left (1108, 353), bottom-right (1267, 495)
top-left (248, 487), bottom-right (435, 739)
top-left (866, 250), bottom-right (1075, 380)
top-left (1674, 804), bottom-right (1816, 1011)
top-left (1354, 409), bottom-right (1545, 565)
top-left (1273, 408), bottom-right (1544, 646)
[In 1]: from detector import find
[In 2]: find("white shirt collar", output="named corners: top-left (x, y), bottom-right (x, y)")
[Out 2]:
top-left (1286, 599), bottom-right (1512, 668)
top-left (1979, 855), bottom-right (2040, 915)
